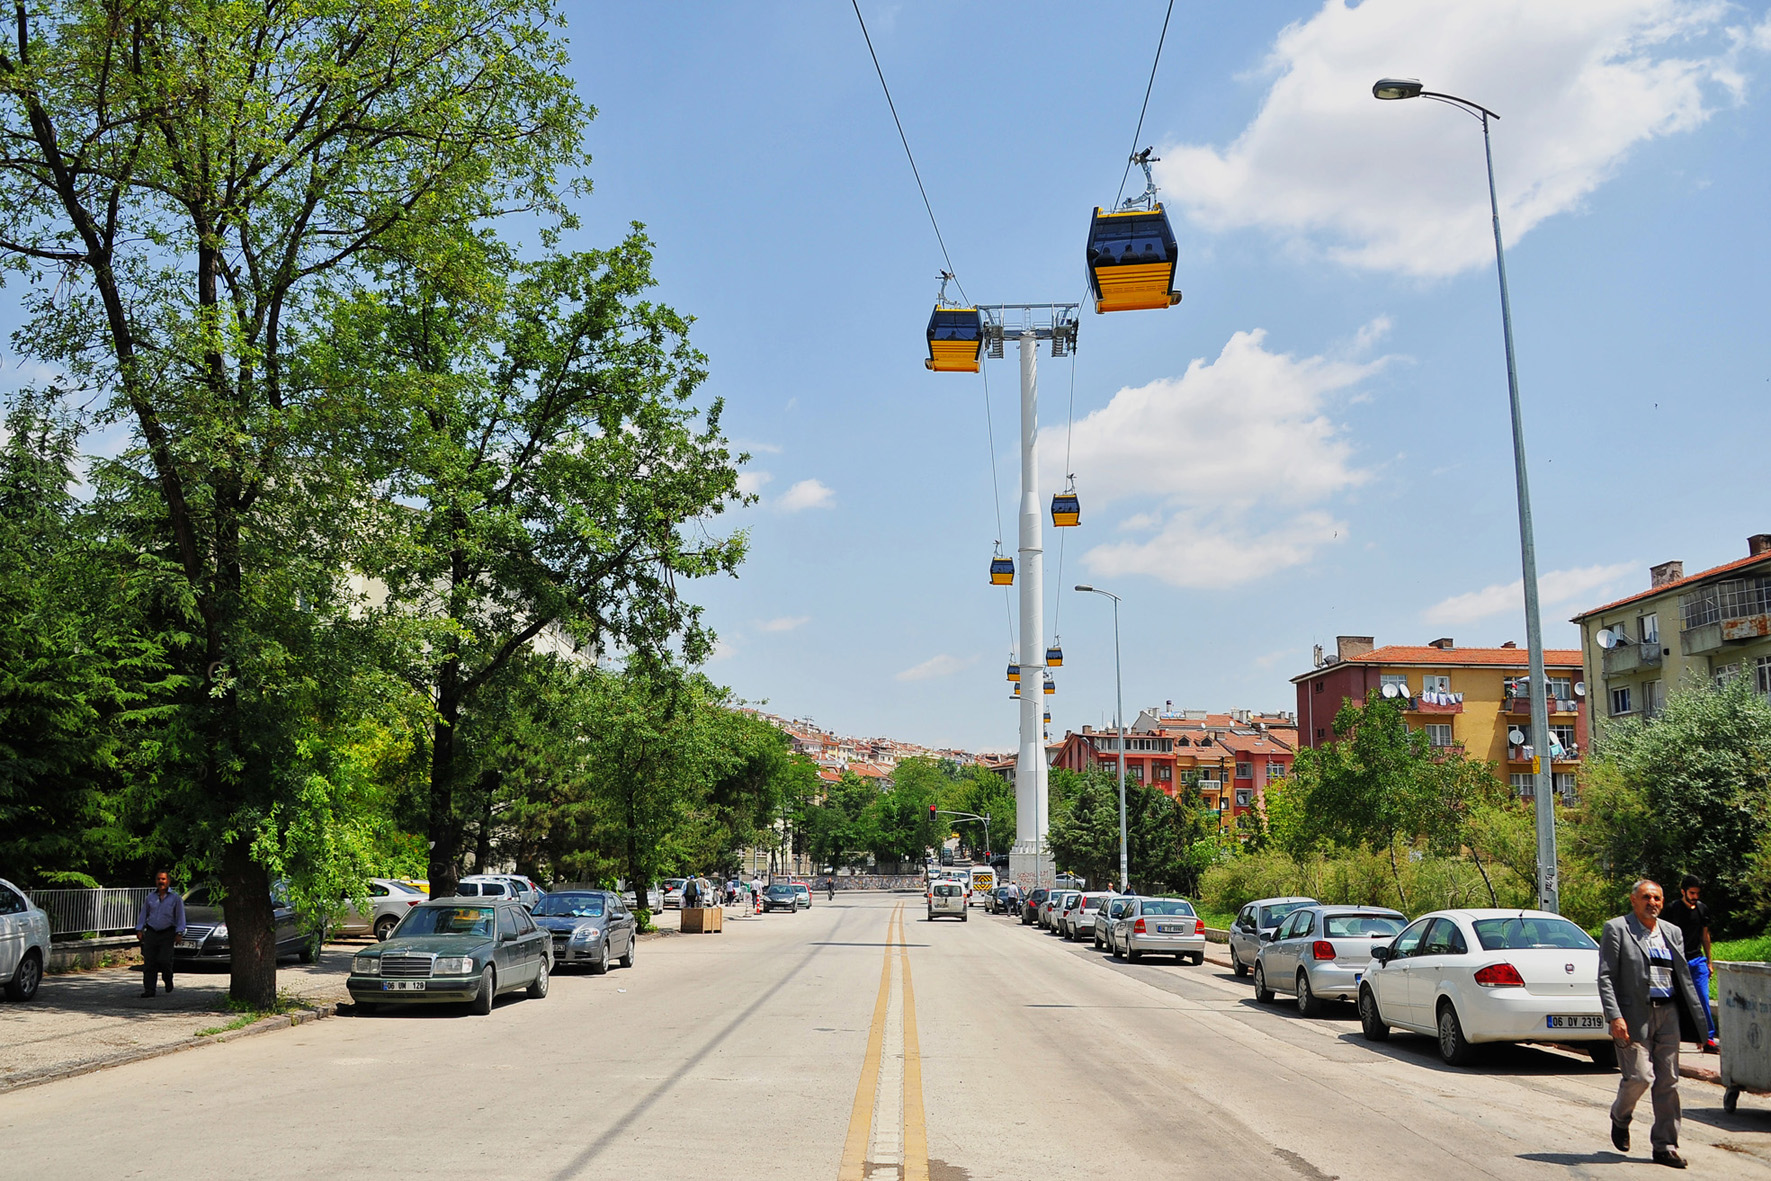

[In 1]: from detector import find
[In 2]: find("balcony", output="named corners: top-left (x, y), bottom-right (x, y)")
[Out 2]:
top-left (1509, 744), bottom-right (1581, 765)
top-left (1680, 576), bottom-right (1771, 654)
top-left (1602, 642), bottom-right (1662, 679)
top-left (1503, 697), bottom-right (1581, 717)
top-left (1406, 693), bottom-right (1463, 715)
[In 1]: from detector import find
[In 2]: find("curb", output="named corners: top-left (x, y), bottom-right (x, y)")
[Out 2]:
top-left (0, 1001), bottom-right (337, 1096)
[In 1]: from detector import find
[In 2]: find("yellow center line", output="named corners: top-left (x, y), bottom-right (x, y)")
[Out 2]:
top-left (899, 906), bottom-right (929, 1181)
top-left (837, 901), bottom-right (901, 1181)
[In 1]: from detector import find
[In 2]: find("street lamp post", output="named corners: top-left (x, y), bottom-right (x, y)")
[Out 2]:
top-left (1372, 78), bottom-right (1559, 913)
top-left (1075, 584), bottom-right (1129, 894)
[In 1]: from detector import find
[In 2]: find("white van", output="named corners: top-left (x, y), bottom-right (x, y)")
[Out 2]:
top-left (967, 866), bottom-right (995, 905)
top-left (927, 880), bottom-right (968, 921)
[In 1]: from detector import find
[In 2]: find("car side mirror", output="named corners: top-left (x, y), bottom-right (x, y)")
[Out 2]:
top-left (1258, 930), bottom-right (1274, 943)
top-left (1371, 946), bottom-right (1392, 964)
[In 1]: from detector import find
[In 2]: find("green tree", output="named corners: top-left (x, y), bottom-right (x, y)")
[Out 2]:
top-left (0, 0), bottom-right (586, 1004)
top-left (1048, 768), bottom-right (1214, 894)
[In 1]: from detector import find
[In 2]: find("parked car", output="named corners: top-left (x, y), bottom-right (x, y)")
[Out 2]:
top-left (661, 879), bottom-right (687, 909)
top-left (1356, 909), bottom-right (1614, 1067)
top-left (1062, 892), bottom-right (1115, 941)
top-left (792, 883), bottom-right (812, 909)
top-left (1041, 890), bottom-right (1076, 931)
top-left (1093, 895), bottom-right (1136, 950)
top-left (0, 878), bottom-right (49, 1002)
top-left (1253, 906), bottom-right (1406, 1016)
top-left (761, 884), bottom-right (799, 913)
top-left (175, 886), bottom-right (310, 966)
top-left (1109, 897), bottom-right (1206, 964)
top-left (499, 874), bottom-right (545, 909)
top-left (1021, 887), bottom-right (1050, 925)
top-left (334, 878), bottom-right (427, 942)
top-left (927, 880), bottom-right (967, 921)
top-left (531, 890), bottom-right (636, 974)
top-left (1227, 896), bottom-right (1319, 978)
top-left (348, 897), bottom-right (551, 1015)
top-left (458, 875), bottom-right (539, 908)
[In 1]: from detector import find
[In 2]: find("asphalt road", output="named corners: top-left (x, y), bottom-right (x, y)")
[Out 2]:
top-left (3, 892), bottom-right (1769, 1180)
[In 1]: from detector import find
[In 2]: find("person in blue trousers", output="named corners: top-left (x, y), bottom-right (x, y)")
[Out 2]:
top-left (1662, 873), bottom-right (1718, 1053)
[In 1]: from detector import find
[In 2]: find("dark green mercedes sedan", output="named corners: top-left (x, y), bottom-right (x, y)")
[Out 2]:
top-left (346, 898), bottom-right (552, 1015)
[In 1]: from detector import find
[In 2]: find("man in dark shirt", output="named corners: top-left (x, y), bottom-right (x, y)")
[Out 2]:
top-left (134, 871), bottom-right (187, 998)
top-left (1662, 874), bottom-right (1717, 1053)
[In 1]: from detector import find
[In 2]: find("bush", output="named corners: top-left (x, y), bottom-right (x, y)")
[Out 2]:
top-left (1201, 843), bottom-right (1536, 918)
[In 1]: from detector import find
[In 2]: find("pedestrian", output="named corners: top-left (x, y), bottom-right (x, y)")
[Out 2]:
top-left (683, 876), bottom-right (700, 910)
top-left (1661, 874), bottom-right (1719, 1053)
top-left (134, 870), bottom-right (186, 998)
top-left (1598, 879), bottom-right (1706, 1169)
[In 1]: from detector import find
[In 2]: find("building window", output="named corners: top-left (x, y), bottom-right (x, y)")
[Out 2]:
top-left (1758, 656), bottom-right (1771, 699)
top-left (1610, 686), bottom-right (1632, 716)
top-left (1550, 725), bottom-right (1576, 755)
top-left (1422, 674), bottom-right (1451, 694)
top-left (1315, 728), bottom-right (1325, 738)
top-left (1424, 724), bottom-right (1453, 748)
top-left (1235, 761), bottom-right (1253, 779)
top-left (1715, 662), bottom-right (1740, 687)
top-left (1381, 674), bottom-right (1409, 695)
top-left (1547, 678), bottom-right (1573, 700)
top-left (1129, 764), bottom-right (1144, 782)
top-left (1315, 681), bottom-right (1324, 694)
top-left (1156, 765), bottom-right (1172, 781)
top-left (1553, 772), bottom-right (1577, 797)
top-left (1509, 773), bottom-right (1534, 798)
top-left (1642, 679), bottom-right (1663, 720)
top-left (1640, 613), bottom-right (1659, 644)
top-left (1266, 762), bottom-right (1287, 779)
top-left (1234, 788), bottom-right (1253, 808)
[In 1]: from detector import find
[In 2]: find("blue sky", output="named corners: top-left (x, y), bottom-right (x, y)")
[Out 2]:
top-left (555, 1), bottom-right (1771, 752)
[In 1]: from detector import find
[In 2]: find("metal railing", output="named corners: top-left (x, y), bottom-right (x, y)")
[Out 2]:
top-left (25, 887), bottom-right (156, 937)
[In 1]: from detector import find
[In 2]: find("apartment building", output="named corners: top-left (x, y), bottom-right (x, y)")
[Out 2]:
top-left (1572, 536), bottom-right (1771, 722)
top-left (1292, 636), bottom-right (1587, 799)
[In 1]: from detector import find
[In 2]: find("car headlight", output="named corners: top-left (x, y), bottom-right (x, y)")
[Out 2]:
top-left (213, 924), bottom-right (229, 939)
top-left (434, 956), bottom-right (475, 975)
top-left (352, 955), bottom-right (379, 976)
top-left (571, 927), bottom-right (600, 942)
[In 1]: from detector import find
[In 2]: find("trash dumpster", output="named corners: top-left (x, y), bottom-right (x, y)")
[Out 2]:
top-left (1717, 961), bottom-right (1771, 1114)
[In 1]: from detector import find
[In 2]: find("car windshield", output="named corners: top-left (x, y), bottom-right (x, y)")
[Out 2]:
top-left (1141, 900), bottom-right (1196, 917)
top-left (533, 894), bottom-right (605, 918)
top-left (1324, 914), bottom-right (1404, 938)
top-left (1472, 916), bottom-right (1598, 951)
top-left (766, 886), bottom-right (795, 897)
top-left (399, 905), bottom-right (495, 937)
top-left (1259, 902), bottom-right (1309, 927)
top-left (793, 885), bottom-right (810, 894)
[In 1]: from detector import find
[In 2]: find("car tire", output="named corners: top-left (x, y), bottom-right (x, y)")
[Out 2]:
top-left (1230, 947), bottom-right (1248, 978)
top-left (1126, 946), bottom-right (1142, 963)
top-left (962, 911), bottom-right (967, 922)
top-left (1436, 1001), bottom-right (1476, 1066)
top-left (592, 942), bottom-right (609, 975)
top-left (1588, 1041), bottom-right (1618, 1070)
top-left (527, 957), bottom-right (549, 999)
top-left (298, 942), bottom-right (315, 964)
top-left (470, 966), bottom-right (495, 1016)
top-left (374, 916), bottom-right (399, 942)
top-left (1358, 987), bottom-right (1389, 1041)
top-left (5, 950), bottom-right (42, 1002)
top-left (1093, 934), bottom-right (1103, 950)
top-left (1296, 970), bottom-right (1324, 1018)
top-left (927, 909), bottom-right (935, 922)
top-left (620, 936), bottom-right (635, 969)
top-left (1189, 952), bottom-right (1205, 966)
top-left (1253, 963), bottom-right (1274, 1004)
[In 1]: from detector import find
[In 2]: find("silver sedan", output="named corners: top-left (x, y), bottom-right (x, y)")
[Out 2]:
top-left (1253, 906), bottom-right (1406, 1016)
top-left (530, 891), bottom-right (638, 974)
top-left (1109, 897), bottom-right (1206, 964)
top-left (1092, 895), bottom-right (1135, 950)
top-left (334, 878), bottom-right (427, 942)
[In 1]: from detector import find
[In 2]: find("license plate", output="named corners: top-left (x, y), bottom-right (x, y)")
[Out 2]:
top-left (1158, 924), bottom-right (1183, 934)
top-left (174, 940), bottom-right (199, 951)
top-left (1546, 1015), bottom-right (1603, 1030)
top-left (383, 981), bottom-right (426, 992)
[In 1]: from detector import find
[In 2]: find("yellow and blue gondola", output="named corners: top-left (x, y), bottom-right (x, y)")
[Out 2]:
top-left (1043, 675), bottom-right (1055, 696)
top-left (1086, 205), bottom-right (1181, 313)
top-left (989, 556), bottom-right (1015, 586)
top-left (1006, 662), bottom-right (1020, 683)
top-left (1045, 643), bottom-right (1063, 667)
top-left (926, 305), bottom-right (984, 373)
top-left (1051, 490), bottom-right (1080, 527)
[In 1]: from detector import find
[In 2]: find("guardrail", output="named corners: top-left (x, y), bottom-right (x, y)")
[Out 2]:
top-left (25, 887), bottom-right (156, 938)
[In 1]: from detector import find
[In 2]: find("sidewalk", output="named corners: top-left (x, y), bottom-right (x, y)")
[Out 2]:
top-left (0, 944), bottom-right (354, 1093)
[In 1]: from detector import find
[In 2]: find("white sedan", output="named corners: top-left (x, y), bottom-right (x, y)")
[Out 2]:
top-left (0, 877), bottom-right (50, 1002)
top-left (1356, 909), bottom-right (1613, 1068)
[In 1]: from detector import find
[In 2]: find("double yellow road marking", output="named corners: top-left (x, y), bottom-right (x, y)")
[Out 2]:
top-left (838, 902), bottom-right (928, 1181)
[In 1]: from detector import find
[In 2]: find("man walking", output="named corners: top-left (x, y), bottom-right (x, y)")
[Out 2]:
top-left (1662, 874), bottom-right (1719, 1053)
top-left (1598, 879), bottom-right (1706, 1169)
top-left (134, 871), bottom-right (186, 998)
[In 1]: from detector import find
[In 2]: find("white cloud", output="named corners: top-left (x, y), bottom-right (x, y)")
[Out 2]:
top-left (1046, 327), bottom-right (1382, 588)
top-left (758, 615), bottom-right (810, 633)
top-left (1162, 0), bottom-right (1755, 277)
top-left (777, 478), bottom-right (834, 512)
top-left (1422, 561), bottom-right (1638, 626)
top-left (736, 470), bottom-right (773, 497)
top-left (708, 638), bottom-right (739, 663)
top-left (895, 653), bottom-right (973, 682)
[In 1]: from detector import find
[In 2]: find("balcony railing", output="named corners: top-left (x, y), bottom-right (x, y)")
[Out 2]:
top-left (1681, 576), bottom-right (1771, 653)
top-left (1407, 692), bottom-right (1463, 714)
top-left (1602, 642), bottom-right (1662, 678)
top-left (1509, 744), bottom-right (1581, 765)
top-left (1503, 697), bottom-right (1581, 716)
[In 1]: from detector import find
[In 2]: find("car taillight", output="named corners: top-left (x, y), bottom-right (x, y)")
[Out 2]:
top-left (1311, 940), bottom-right (1336, 960)
top-left (406, 900), bottom-right (419, 907)
top-left (1474, 962), bottom-right (1526, 987)
top-left (1195, 919), bottom-right (1205, 935)
top-left (1133, 918), bottom-right (1146, 934)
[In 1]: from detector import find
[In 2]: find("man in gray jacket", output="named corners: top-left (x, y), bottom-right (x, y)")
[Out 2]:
top-left (1598, 879), bottom-right (1706, 1169)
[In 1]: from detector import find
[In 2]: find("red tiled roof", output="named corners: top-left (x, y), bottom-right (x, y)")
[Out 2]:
top-left (1214, 731), bottom-right (1295, 754)
top-left (1571, 550), bottom-right (1771, 621)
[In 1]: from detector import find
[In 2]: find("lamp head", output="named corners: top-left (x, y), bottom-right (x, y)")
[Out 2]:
top-left (1074, 584), bottom-right (1093, 593)
top-left (1372, 77), bottom-right (1423, 101)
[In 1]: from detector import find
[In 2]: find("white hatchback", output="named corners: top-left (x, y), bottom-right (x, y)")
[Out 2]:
top-left (1357, 909), bottom-right (1612, 1067)
top-left (0, 878), bottom-right (50, 1002)
top-left (927, 881), bottom-right (968, 922)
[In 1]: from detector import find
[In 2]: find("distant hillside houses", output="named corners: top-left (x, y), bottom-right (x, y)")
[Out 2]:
top-left (742, 709), bottom-right (1000, 789)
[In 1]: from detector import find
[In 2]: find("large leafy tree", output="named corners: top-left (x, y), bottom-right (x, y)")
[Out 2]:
top-left (0, 0), bottom-right (585, 1003)
top-left (1047, 768), bottom-right (1214, 894)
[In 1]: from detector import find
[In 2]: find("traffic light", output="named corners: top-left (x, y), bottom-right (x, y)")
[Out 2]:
top-left (928, 804), bottom-right (938, 820)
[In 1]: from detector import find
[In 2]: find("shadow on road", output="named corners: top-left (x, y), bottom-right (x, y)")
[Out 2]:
top-left (1333, 1029), bottom-right (1613, 1078)
top-left (1516, 1151), bottom-right (1628, 1166)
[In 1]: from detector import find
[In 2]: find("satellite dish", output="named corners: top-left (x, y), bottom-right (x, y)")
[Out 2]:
top-left (1381, 682), bottom-right (1399, 698)
top-left (1574, 681), bottom-right (1586, 697)
top-left (1596, 629), bottom-right (1617, 649)
top-left (1508, 728), bottom-right (1526, 745)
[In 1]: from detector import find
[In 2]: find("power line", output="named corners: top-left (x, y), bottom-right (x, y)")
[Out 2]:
top-left (851, 0), bottom-right (967, 303)
top-left (1113, 0), bottom-right (1177, 210)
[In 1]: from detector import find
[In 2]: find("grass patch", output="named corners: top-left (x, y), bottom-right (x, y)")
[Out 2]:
top-left (195, 990), bottom-right (310, 1037)
top-left (1196, 909), bottom-right (1236, 931)
top-left (1712, 935), bottom-right (1771, 963)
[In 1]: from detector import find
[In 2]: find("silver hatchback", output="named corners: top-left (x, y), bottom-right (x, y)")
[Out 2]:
top-left (1092, 895), bottom-right (1135, 950)
top-left (1062, 892), bottom-right (1115, 941)
top-left (1254, 906), bottom-right (1406, 1016)
top-left (1228, 896), bottom-right (1318, 978)
top-left (1110, 897), bottom-right (1206, 964)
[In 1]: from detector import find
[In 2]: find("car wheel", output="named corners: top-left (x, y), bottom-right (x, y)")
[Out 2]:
top-left (1189, 952), bottom-right (1205, 966)
top-left (1588, 1040), bottom-right (1618, 1070)
top-left (5, 950), bottom-right (42, 1002)
top-left (298, 941), bottom-right (315, 964)
top-left (591, 942), bottom-right (609, 975)
top-left (620, 935), bottom-right (635, 969)
top-left (1296, 970), bottom-right (1323, 1018)
top-left (1093, 934), bottom-right (1103, 950)
top-left (1126, 945), bottom-right (1142, 963)
top-left (1230, 947), bottom-right (1248, 978)
top-left (1111, 940), bottom-right (1124, 959)
top-left (1253, 963), bottom-right (1274, 1004)
top-left (927, 909), bottom-right (935, 922)
top-left (469, 966), bottom-right (495, 1016)
top-left (527, 957), bottom-right (549, 999)
top-left (962, 911), bottom-right (968, 922)
top-left (374, 916), bottom-right (399, 942)
top-left (1358, 987), bottom-right (1390, 1041)
top-left (1436, 1001), bottom-right (1476, 1066)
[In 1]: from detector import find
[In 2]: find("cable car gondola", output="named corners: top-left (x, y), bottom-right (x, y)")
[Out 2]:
top-left (1085, 150), bottom-right (1182, 314)
top-left (1051, 490), bottom-right (1080, 527)
top-left (1006, 662), bottom-right (1020, 683)
top-left (1045, 642), bottom-right (1064, 667)
top-left (989, 554), bottom-right (1014, 586)
top-left (925, 272), bottom-right (984, 372)
top-left (1043, 675), bottom-right (1055, 696)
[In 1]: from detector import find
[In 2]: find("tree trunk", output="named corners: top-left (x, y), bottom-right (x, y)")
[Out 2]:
top-left (220, 837), bottom-right (278, 1008)
top-left (1388, 839), bottom-right (1409, 912)
top-left (623, 785), bottom-right (650, 931)
top-left (427, 659), bottom-right (463, 899)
